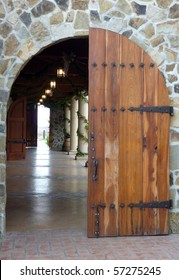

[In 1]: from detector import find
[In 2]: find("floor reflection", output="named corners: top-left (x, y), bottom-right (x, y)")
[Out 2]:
top-left (6, 140), bottom-right (88, 232)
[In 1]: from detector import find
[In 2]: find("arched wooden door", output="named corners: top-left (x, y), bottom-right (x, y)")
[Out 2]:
top-left (88, 28), bottom-right (173, 237)
top-left (7, 97), bottom-right (26, 160)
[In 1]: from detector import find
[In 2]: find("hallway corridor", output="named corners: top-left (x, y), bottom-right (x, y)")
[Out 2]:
top-left (1, 141), bottom-right (179, 260)
top-left (6, 141), bottom-right (88, 232)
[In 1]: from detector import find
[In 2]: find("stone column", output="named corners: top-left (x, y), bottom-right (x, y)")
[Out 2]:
top-left (70, 97), bottom-right (78, 152)
top-left (77, 96), bottom-right (88, 155)
top-left (65, 104), bottom-right (70, 136)
top-left (64, 104), bottom-right (71, 152)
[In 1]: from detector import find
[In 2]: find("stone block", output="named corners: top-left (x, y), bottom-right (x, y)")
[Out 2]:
top-left (170, 145), bottom-right (179, 170)
top-left (0, 3), bottom-right (5, 18)
top-left (66, 11), bottom-right (75, 23)
top-left (0, 39), bottom-right (3, 56)
top-left (72, 0), bottom-right (89, 10)
top-left (74, 11), bottom-right (89, 30)
top-left (171, 130), bottom-right (179, 142)
top-left (55, 0), bottom-right (69, 11)
top-left (30, 22), bottom-right (50, 41)
top-left (0, 60), bottom-right (9, 76)
top-left (151, 35), bottom-right (164, 47)
top-left (0, 184), bottom-right (5, 196)
top-left (169, 212), bottom-right (179, 233)
top-left (156, 0), bottom-right (173, 9)
top-left (169, 4), bottom-right (179, 19)
top-left (0, 22), bottom-right (12, 39)
top-left (168, 74), bottom-right (178, 83)
top-left (4, 34), bottom-right (20, 56)
top-left (170, 172), bottom-right (174, 186)
top-left (20, 12), bottom-right (32, 27)
top-left (99, 0), bottom-right (113, 13)
top-left (140, 23), bottom-right (155, 38)
top-left (129, 18), bottom-right (147, 29)
top-left (26, 0), bottom-right (40, 7)
top-left (166, 64), bottom-right (175, 72)
top-left (147, 4), bottom-right (167, 23)
top-left (168, 35), bottom-right (179, 49)
top-left (0, 124), bottom-right (5, 133)
top-left (0, 165), bottom-right (5, 183)
top-left (0, 90), bottom-right (9, 103)
top-left (0, 154), bottom-right (6, 165)
top-left (157, 20), bottom-right (179, 35)
top-left (31, 0), bottom-right (56, 17)
top-left (175, 178), bottom-right (179, 186)
top-left (165, 48), bottom-right (178, 63)
top-left (131, 1), bottom-right (146, 15)
top-left (174, 84), bottom-right (179, 94)
top-left (50, 12), bottom-right (64, 25)
top-left (122, 30), bottom-right (133, 38)
top-left (116, 0), bottom-right (132, 15)
top-left (170, 110), bottom-right (179, 128)
top-left (90, 10), bottom-right (100, 22)
top-left (170, 97), bottom-right (179, 108)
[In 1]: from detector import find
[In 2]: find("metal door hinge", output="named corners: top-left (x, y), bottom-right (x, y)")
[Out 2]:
top-left (90, 203), bottom-right (106, 238)
top-left (128, 106), bottom-right (174, 116)
top-left (128, 200), bottom-right (173, 209)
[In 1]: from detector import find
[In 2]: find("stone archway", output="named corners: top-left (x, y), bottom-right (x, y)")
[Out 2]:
top-left (0, 0), bottom-right (179, 236)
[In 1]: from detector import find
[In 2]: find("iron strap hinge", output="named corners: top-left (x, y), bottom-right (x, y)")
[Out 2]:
top-left (128, 106), bottom-right (174, 116)
top-left (128, 200), bottom-right (173, 209)
top-left (90, 203), bottom-right (106, 238)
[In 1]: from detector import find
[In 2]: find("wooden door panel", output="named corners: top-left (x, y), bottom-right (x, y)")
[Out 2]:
top-left (88, 28), bottom-right (171, 237)
top-left (7, 97), bottom-right (26, 160)
top-left (88, 29), bottom-right (106, 237)
top-left (118, 36), bottom-right (143, 236)
top-left (26, 104), bottom-right (37, 147)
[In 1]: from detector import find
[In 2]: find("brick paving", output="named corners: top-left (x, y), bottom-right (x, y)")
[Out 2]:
top-left (1, 230), bottom-right (179, 260)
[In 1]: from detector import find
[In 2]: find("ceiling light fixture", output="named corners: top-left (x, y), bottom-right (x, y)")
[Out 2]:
top-left (57, 67), bottom-right (65, 78)
top-left (50, 80), bottom-right (56, 89)
top-left (45, 89), bottom-right (53, 96)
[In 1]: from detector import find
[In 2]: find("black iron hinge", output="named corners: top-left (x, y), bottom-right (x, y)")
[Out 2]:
top-left (128, 200), bottom-right (173, 209)
top-left (128, 106), bottom-right (174, 116)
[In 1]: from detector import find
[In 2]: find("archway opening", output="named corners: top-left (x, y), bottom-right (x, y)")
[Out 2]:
top-left (37, 105), bottom-right (50, 145)
top-left (6, 37), bottom-right (89, 232)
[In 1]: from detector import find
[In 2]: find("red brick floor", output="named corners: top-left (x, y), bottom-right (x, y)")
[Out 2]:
top-left (1, 230), bottom-right (179, 260)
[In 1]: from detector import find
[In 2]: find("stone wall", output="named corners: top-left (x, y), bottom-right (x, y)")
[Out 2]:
top-left (0, 0), bottom-right (179, 235)
top-left (50, 106), bottom-right (65, 150)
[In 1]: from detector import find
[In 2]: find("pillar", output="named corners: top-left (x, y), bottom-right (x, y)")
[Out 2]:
top-left (65, 104), bottom-right (71, 137)
top-left (77, 96), bottom-right (88, 155)
top-left (70, 96), bottom-right (78, 152)
top-left (64, 104), bottom-right (71, 152)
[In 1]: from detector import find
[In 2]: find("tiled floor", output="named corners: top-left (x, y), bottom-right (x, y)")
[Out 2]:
top-left (0, 141), bottom-right (179, 260)
top-left (1, 230), bottom-right (179, 260)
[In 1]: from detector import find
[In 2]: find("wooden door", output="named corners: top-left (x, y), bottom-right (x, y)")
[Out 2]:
top-left (26, 103), bottom-right (37, 147)
top-left (88, 28), bottom-right (173, 237)
top-left (7, 97), bottom-right (26, 160)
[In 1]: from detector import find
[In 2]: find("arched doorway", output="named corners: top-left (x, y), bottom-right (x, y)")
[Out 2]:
top-left (6, 29), bottom-right (173, 237)
top-left (6, 37), bottom-right (89, 232)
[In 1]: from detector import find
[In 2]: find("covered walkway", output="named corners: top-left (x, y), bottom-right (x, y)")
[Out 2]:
top-left (0, 141), bottom-right (179, 260)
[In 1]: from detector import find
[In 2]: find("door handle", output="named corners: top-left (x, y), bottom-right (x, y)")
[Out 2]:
top-left (92, 159), bottom-right (98, 181)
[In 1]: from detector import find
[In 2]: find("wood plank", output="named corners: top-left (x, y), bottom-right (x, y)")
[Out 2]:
top-left (103, 30), bottom-right (120, 236)
top-left (88, 28), bottom-right (106, 237)
top-left (118, 36), bottom-right (143, 236)
top-left (7, 97), bottom-right (26, 160)
top-left (143, 55), bottom-right (159, 235)
top-left (157, 72), bottom-right (170, 234)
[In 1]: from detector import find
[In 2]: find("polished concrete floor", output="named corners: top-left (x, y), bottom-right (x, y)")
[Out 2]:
top-left (6, 140), bottom-right (88, 232)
